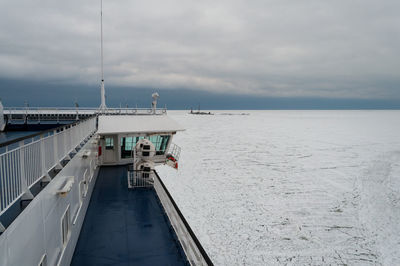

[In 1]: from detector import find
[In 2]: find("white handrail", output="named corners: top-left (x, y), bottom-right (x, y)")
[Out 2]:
top-left (0, 117), bottom-right (97, 216)
top-left (3, 107), bottom-right (167, 115)
top-left (167, 143), bottom-right (181, 162)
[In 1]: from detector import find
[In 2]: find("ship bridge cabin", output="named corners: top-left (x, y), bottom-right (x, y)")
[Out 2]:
top-left (97, 115), bottom-right (184, 166)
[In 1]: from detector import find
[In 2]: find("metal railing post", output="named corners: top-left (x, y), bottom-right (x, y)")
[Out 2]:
top-left (19, 141), bottom-right (26, 190)
top-left (63, 126), bottom-right (67, 158)
top-left (19, 141), bottom-right (33, 200)
top-left (40, 134), bottom-right (51, 182)
top-left (0, 153), bottom-right (4, 211)
top-left (53, 129), bottom-right (59, 166)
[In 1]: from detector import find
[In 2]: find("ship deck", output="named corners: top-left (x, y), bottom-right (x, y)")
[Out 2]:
top-left (71, 165), bottom-right (188, 266)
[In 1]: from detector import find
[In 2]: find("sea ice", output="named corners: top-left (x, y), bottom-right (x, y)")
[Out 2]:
top-left (157, 110), bottom-right (400, 265)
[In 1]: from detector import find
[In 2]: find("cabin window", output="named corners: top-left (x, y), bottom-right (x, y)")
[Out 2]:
top-left (105, 137), bottom-right (114, 150)
top-left (148, 135), bottom-right (170, 155)
top-left (121, 136), bottom-right (144, 158)
top-left (120, 135), bottom-right (170, 158)
top-left (61, 206), bottom-right (70, 246)
top-left (38, 254), bottom-right (47, 266)
top-left (121, 137), bottom-right (133, 158)
top-left (124, 137), bottom-right (135, 152)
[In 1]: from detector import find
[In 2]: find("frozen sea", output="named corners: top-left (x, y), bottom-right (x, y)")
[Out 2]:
top-left (157, 110), bottom-right (400, 266)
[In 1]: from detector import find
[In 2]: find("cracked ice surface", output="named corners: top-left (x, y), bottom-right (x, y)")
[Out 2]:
top-left (157, 110), bottom-right (400, 265)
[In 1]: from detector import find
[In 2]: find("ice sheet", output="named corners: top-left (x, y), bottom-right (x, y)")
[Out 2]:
top-left (157, 110), bottom-right (400, 265)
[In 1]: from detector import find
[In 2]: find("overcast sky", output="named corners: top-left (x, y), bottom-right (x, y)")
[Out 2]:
top-left (0, 0), bottom-right (400, 104)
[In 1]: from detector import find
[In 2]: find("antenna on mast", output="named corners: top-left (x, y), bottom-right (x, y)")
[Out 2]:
top-left (99, 0), bottom-right (107, 111)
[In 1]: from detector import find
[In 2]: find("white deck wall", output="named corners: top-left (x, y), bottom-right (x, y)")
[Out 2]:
top-left (0, 137), bottom-right (99, 266)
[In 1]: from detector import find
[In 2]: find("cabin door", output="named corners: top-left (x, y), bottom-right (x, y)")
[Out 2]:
top-left (103, 136), bottom-right (117, 163)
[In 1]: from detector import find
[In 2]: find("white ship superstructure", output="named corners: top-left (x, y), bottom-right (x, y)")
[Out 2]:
top-left (0, 96), bottom-right (213, 266)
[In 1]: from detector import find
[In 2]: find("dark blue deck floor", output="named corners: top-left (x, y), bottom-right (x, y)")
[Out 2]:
top-left (71, 166), bottom-right (188, 266)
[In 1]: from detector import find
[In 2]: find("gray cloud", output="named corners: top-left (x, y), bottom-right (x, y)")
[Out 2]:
top-left (0, 0), bottom-right (399, 99)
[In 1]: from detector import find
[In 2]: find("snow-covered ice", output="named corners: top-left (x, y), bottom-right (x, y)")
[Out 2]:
top-left (157, 110), bottom-right (400, 265)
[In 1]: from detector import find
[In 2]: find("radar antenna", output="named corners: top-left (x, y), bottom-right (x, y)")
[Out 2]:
top-left (152, 92), bottom-right (159, 114)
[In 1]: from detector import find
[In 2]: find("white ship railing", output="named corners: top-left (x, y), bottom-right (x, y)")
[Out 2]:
top-left (3, 107), bottom-right (167, 117)
top-left (99, 107), bottom-right (167, 115)
top-left (0, 117), bottom-right (97, 216)
top-left (127, 170), bottom-right (154, 188)
top-left (167, 143), bottom-right (181, 162)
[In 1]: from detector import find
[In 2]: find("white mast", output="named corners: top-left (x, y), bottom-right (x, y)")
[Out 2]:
top-left (99, 0), bottom-right (107, 111)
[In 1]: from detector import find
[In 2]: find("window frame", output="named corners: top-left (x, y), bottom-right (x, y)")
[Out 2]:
top-left (120, 136), bottom-right (145, 159)
top-left (120, 134), bottom-right (171, 158)
top-left (105, 137), bottom-right (114, 150)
